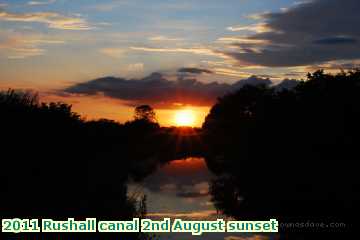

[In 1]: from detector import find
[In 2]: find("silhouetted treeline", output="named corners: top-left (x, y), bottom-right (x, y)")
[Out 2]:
top-left (0, 92), bottom-right (152, 239)
top-left (3, 69), bottom-right (358, 239)
top-left (0, 92), bottom-right (202, 239)
top-left (203, 70), bottom-right (360, 239)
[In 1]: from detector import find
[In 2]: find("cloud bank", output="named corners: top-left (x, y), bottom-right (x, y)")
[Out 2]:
top-left (178, 67), bottom-right (213, 74)
top-left (64, 69), bottom-right (294, 108)
top-left (225, 0), bottom-right (360, 67)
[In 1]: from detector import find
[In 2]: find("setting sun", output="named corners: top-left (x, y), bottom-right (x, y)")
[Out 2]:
top-left (174, 109), bottom-right (196, 126)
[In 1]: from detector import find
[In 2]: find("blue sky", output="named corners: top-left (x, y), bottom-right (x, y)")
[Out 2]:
top-left (1, 0), bottom-right (359, 124)
top-left (0, 0), bottom-right (296, 85)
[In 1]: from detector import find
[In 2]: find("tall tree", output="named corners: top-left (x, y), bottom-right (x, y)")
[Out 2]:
top-left (134, 105), bottom-right (156, 123)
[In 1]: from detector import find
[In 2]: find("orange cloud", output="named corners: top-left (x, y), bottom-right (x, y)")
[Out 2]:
top-left (0, 31), bottom-right (65, 59)
top-left (0, 9), bottom-right (91, 30)
top-left (99, 48), bottom-right (125, 58)
top-left (130, 46), bottom-right (225, 57)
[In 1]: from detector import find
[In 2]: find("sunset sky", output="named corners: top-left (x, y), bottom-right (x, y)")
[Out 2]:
top-left (1, 0), bottom-right (359, 126)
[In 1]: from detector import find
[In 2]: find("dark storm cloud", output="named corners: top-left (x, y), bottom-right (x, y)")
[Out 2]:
top-left (64, 71), bottom-right (281, 108)
top-left (275, 79), bottom-right (300, 90)
top-left (178, 67), bottom-right (213, 74)
top-left (65, 72), bottom-right (228, 107)
top-left (313, 36), bottom-right (358, 45)
top-left (226, 0), bottom-right (360, 67)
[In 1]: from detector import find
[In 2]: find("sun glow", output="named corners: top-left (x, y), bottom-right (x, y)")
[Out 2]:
top-left (174, 109), bottom-right (196, 126)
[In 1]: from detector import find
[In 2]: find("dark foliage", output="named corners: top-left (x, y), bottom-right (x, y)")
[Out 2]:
top-left (0, 90), bottom-right (160, 239)
top-left (134, 105), bottom-right (157, 123)
top-left (4, 69), bottom-right (356, 239)
top-left (203, 70), bottom-right (360, 238)
top-left (0, 91), bottom-right (203, 239)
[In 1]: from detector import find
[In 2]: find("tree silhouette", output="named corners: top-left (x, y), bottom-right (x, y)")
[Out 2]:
top-left (203, 70), bottom-right (360, 239)
top-left (134, 105), bottom-right (157, 122)
top-left (0, 89), bottom-right (155, 240)
top-left (5, 69), bottom-right (359, 239)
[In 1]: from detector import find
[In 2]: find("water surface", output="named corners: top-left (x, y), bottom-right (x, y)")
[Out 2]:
top-left (128, 157), bottom-right (255, 240)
